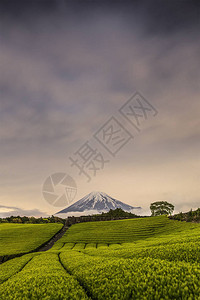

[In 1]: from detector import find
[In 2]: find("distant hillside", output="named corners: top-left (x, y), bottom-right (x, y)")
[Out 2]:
top-left (52, 215), bottom-right (200, 245)
top-left (169, 208), bottom-right (200, 222)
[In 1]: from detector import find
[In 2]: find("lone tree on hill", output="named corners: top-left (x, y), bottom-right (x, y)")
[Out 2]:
top-left (150, 201), bottom-right (174, 216)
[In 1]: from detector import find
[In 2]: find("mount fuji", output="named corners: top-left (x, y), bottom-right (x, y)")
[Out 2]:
top-left (56, 191), bottom-right (141, 216)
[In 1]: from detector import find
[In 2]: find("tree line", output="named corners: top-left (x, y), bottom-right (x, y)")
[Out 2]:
top-left (0, 208), bottom-right (140, 224)
top-left (169, 208), bottom-right (200, 222)
top-left (0, 215), bottom-right (65, 224)
top-left (1, 203), bottom-right (199, 224)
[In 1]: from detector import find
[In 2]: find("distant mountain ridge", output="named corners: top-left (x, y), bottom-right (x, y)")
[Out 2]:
top-left (56, 191), bottom-right (141, 214)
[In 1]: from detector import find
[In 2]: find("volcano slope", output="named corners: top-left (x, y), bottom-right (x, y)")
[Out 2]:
top-left (0, 216), bottom-right (200, 299)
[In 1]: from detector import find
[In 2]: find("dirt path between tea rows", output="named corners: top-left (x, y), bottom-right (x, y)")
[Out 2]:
top-left (36, 223), bottom-right (69, 252)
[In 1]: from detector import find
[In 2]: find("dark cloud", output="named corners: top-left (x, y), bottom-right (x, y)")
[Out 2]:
top-left (1, 0), bottom-right (199, 34)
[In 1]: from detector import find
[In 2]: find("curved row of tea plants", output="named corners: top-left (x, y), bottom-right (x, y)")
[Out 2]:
top-left (82, 239), bottom-right (200, 264)
top-left (0, 252), bottom-right (89, 300)
top-left (0, 253), bottom-right (35, 283)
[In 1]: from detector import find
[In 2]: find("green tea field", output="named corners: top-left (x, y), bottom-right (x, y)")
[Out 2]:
top-left (0, 223), bottom-right (62, 257)
top-left (0, 216), bottom-right (200, 299)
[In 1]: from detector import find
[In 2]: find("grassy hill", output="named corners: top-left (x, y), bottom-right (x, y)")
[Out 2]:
top-left (0, 223), bottom-right (62, 256)
top-left (51, 215), bottom-right (200, 249)
top-left (0, 216), bottom-right (200, 299)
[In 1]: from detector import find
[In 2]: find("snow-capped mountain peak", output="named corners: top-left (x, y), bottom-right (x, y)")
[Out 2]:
top-left (56, 191), bottom-right (141, 215)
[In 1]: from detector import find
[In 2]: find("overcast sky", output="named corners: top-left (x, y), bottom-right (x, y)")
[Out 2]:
top-left (1, 0), bottom-right (200, 217)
